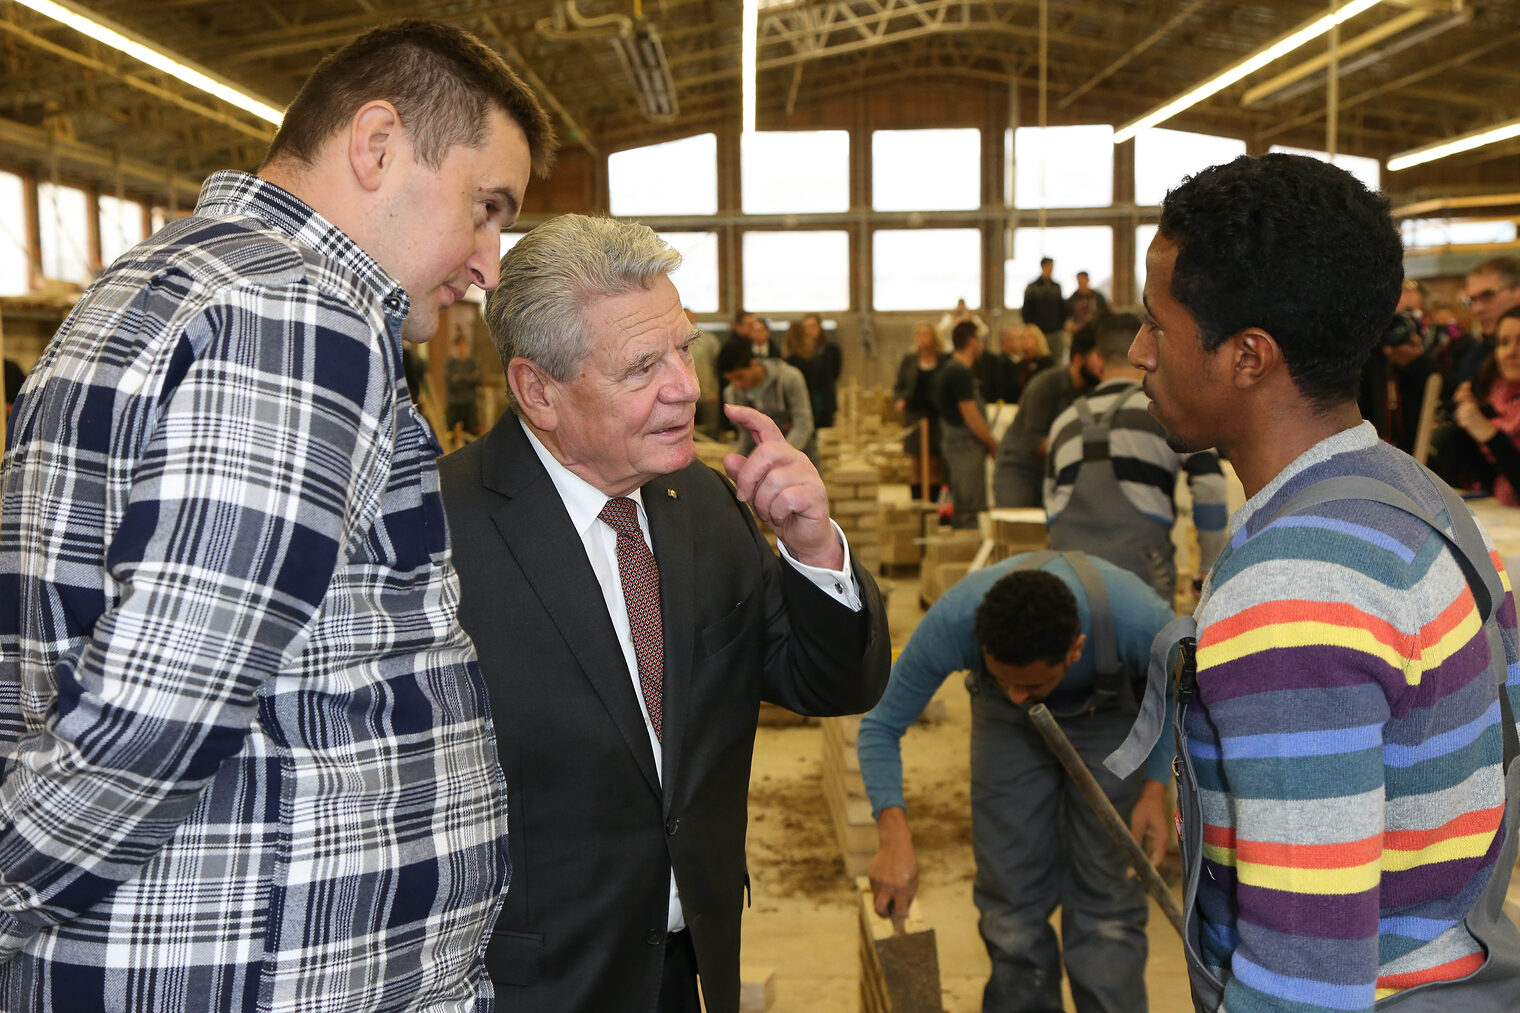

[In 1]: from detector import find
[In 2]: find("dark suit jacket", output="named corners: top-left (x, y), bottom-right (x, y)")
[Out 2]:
top-left (438, 414), bottom-right (891, 1013)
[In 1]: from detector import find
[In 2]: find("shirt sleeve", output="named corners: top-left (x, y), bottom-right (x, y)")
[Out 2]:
top-left (1182, 450), bottom-right (1230, 575)
top-left (0, 287), bottom-right (392, 953)
top-left (778, 519), bottom-right (861, 611)
top-left (858, 583), bottom-right (983, 818)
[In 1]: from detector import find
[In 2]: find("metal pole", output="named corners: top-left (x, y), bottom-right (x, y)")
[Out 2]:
top-left (1024, 702), bottom-right (1186, 939)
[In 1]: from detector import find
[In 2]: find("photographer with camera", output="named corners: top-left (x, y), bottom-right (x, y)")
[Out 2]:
top-left (1358, 286), bottom-right (1434, 453)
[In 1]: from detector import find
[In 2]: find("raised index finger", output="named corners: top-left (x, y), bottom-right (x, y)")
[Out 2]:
top-left (724, 402), bottom-right (785, 445)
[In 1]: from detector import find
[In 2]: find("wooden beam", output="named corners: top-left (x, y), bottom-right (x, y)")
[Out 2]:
top-left (0, 116), bottom-right (203, 202)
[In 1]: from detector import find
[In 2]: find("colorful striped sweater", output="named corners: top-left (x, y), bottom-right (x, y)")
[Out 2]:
top-left (1189, 422), bottom-right (1520, 1012)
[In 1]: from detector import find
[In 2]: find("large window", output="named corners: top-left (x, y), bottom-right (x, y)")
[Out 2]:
top-left (38, 182), bottom-right (91, 285)
top-left (99, 194), bottom-right (146, 269)
top-left (742, 231), bottom-right (850, 312)
top-left (659, 231), bottom-right (719, 313)
top-left (873, 229), bottom-right (981, 311)
top-left (499, 232), bottom-right (526, 259)
top-left (0, 171), bottom-right (27, 296)
top-left (1269, 145), bottom-right (1381, 192)
top-left (1134, 128), bottom-right (1247, 206)
top-left (1007, 226), bottom-right (1114, 308)
top-left (1012, 125), bottom-right (1114, 209)
top-left (608, 133), bottom-right (718, 217)
top-left (872, 128), bottom-right (981, 212)
top-left (1401, 219), bottom-right (1518, 249)
top-left (741, 131), bottom-right (849, 214)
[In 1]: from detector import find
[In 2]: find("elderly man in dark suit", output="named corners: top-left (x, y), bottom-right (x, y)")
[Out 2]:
top-left (438, 213), bottom-right (891, 1013)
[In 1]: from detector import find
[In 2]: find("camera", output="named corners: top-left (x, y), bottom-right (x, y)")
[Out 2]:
top-left (1381, 310), bottom-right (1421, 349)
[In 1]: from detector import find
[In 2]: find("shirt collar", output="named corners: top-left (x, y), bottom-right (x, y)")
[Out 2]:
top-left (1230, 420), bottom-right (1378, 538)
top-left (518, 415), bottom-right (645, 536)
top-left (194, 170), bottom-right (409, 315)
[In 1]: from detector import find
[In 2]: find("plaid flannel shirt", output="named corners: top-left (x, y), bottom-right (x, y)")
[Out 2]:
top-left (0, 172), bottom-right (508, 1012)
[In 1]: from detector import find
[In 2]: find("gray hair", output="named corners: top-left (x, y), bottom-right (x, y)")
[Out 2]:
top-left (485, 214), bottom-right (683, 410)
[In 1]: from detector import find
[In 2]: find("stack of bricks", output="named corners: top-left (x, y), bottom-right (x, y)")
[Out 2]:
top-left (821, 714), bottom-right (877, 878)
top-left (825, 458), bottom-right (882, 575)
top-left (878, 502), bottom-right (928, 571)
top-left (917, 531), bottom-right (985, 607)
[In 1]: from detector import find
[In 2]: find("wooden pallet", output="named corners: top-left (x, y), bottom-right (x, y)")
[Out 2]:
top-left (856, 877), bottom-right (944, 1013)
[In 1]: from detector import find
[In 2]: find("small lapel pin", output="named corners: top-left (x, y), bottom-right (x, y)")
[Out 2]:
top-left (667, 488), bottom-right (678, 499)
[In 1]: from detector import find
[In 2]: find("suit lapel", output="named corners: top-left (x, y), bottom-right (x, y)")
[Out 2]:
top-left (481, 417), bottom-right (661, 798)
top-left (644, 470), bottom-right (694, 809)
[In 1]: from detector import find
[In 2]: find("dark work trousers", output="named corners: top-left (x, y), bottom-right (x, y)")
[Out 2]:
top-left (943, 422), bottom-right (989, 529)
top-left (968, 683), bottom-right (1149, 1013)
top-left (656, 929), bottom-right (701, 1013)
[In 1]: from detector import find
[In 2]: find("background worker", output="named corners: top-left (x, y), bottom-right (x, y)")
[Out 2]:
top-left (859, 552), bottom-right (1174, 1013)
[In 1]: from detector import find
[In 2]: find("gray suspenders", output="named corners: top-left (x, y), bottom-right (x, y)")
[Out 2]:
top-left (1048, 388), bottom-right (1177, 602)
top-left (1107, 471), bottom-right (1520, 1011)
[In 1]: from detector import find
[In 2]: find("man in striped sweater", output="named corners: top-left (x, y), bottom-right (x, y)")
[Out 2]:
top-left (1130, 153), bottom-right (1520, 1011)
top-left (1044, 311), bottom-right (1229, 602)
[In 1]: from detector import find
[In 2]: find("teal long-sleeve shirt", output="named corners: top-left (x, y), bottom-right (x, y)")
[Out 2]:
top-left (858, 552), bottom-right (1176, 819)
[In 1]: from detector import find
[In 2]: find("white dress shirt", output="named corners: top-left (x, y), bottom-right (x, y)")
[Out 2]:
top-left (521, 419), bottom-right (861, 930)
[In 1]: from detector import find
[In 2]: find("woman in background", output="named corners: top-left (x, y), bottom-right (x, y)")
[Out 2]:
top-left (784, 320), bottom-right (835, 431)
top-left (802, 313), bottom-right (840, 427)
top-left (1008, 324), bottom-right (1053, 402)
top-left (1432, 305), bottom-right (1520, 502)
top-left (892, 321), bottom-right (949, 499)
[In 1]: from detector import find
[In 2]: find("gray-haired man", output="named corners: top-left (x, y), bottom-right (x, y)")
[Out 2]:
top-left (438, 214), bottom-right (891, 1013)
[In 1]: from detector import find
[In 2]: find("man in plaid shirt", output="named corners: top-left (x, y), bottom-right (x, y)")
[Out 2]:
top-left (0, 21), bottom-right (554, 1012)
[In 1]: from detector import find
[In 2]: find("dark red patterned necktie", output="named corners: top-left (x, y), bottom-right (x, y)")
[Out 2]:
top-left (599, 497), bottom-right (664, 739)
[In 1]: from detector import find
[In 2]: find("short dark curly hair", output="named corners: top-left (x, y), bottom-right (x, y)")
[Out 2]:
top-left (974, 569), bottom-right (1080, 667)
top-left (1158, 153), bottom-right (1403, 409)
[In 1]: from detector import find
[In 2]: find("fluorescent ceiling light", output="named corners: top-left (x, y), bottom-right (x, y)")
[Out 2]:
top-left (15, 0), bottom-right (283, 124)
top-left (742, 0), bottom-right (758, 133)
top-left (1387, 116), bottom-right (1520, 172)
top-left (1113, 0), bottom-right (1384, 144)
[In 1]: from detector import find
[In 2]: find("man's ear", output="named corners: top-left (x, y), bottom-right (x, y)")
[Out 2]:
top-left (348, 100), bottom-right (403, 193)
top-left (1231, 328), bottom-right (1282, 391)
top-left (1067, 633), bottom-right (1087, 666)
top-left (508, 358), bottom-right (557, 431)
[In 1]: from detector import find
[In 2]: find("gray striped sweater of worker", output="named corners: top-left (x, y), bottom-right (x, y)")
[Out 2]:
top-left (1042, 377), bottom-right (1229, 575)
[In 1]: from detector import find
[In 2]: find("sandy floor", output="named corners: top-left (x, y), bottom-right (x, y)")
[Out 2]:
top-left (738, 575), bottom-right (1194, 1012)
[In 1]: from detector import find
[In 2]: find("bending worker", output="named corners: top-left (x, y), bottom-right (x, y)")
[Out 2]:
top-left (859, 551), bottom-right (1174, 1013)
